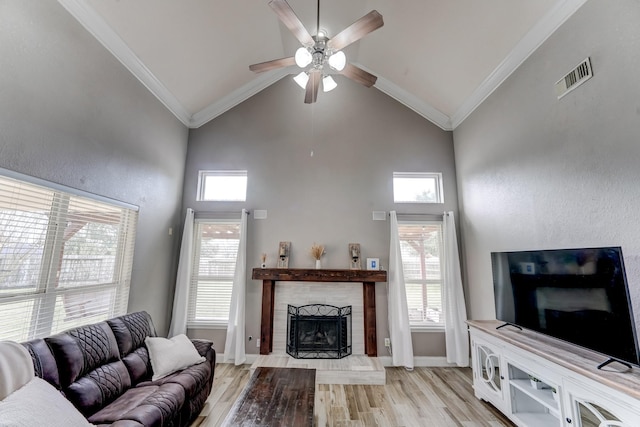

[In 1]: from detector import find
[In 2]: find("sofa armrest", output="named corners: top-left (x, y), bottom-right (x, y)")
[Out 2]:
top-left (190, 339), bottom-right (215, 360)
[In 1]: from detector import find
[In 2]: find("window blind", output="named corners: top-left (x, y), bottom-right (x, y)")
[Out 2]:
top-left (187, 220), bottom-right (240, 327)
top-left (0, 173), bottom-right (138, 341)
top-left (398, 222), bottom-right (444, 327)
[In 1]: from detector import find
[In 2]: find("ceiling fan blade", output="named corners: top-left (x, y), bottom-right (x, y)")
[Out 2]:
top-left (304, 71), bottom-right (321, 104)
top-left (249, 57), bottom-right (296, 73)
top-left (339, 63), bottom-right (377, 87)
top-left (327, 10), bottom-right (383, 52)
top-left (269, 0), bottom-right (314, 47)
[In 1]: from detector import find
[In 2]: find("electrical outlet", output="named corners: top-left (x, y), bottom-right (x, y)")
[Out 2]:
top-left (256, 339), bottom-right (260, 348)
top-left (384, 338), bottom-right (390, 347)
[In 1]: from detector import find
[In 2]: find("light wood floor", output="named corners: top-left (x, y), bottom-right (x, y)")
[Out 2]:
top-left (192, 363), bottom-right (515, 427)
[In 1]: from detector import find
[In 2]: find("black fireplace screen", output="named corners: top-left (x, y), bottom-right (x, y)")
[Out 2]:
top-left (287, 304), bottom-right (352, 359)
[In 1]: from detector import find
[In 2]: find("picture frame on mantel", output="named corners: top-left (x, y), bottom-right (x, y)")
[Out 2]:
top-left (366, 258), bottom-right (379, 270)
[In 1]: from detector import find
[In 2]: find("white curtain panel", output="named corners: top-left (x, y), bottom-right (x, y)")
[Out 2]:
top-left (443, 211), bottom-right (470, 367)
top-left (224, 209), bottom-right (248, 365)
top-left (168, 208), bottom-right (194, 338)
top-left (388, 211), bottom-right (414, 369)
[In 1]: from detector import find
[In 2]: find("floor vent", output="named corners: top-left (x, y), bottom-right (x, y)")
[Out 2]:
top-left (555, 57), bottom-right (593, 99)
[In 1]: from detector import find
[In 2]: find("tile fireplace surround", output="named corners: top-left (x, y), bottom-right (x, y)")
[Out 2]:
top-left (252, 269), bottom-right (388, 357)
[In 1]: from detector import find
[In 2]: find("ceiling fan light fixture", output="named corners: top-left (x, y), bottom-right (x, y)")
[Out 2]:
top-left (322, 75), bottom-right (337, 92)
top-left (328, 51), bottom-right (346, 71)
top-left (293, 71), bottom-right (309, 89)
top-left (295, 47), bottom-right (312, 68)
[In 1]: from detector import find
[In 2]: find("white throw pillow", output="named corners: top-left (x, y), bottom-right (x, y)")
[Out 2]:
top-left (0, 341), bottom-right (34, 401)
top-left (145, 334), bottom-right (206, 381)
top-left (0, 377), bottom-right (94, 427)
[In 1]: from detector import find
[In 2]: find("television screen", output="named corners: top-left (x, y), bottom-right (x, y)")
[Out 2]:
top-left (491, 247), bottom-right (640, 367)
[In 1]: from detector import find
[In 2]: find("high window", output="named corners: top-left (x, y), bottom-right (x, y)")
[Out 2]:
top-left (197, 170), bottom-right (247, 202)
top-left (393, 172), bottom-right (443, 203)
top-left (187, 220), bottom-right (240, 327)
top-left (398, 221), bottom-right (444, 329)
top-left (0, 171), bottom-right (138, 341)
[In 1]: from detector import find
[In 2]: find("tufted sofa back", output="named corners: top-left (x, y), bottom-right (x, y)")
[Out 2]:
top-left (45, 321), bottom-right (131, 416)
top-left (107, 311), bottom-right (157, 385)
top-left (22, 311), bottom-right (160, 418)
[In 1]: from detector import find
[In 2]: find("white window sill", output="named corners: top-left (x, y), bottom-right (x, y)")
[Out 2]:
top-left (187, 323), bottom-right (228, 330)
top-left (410, 325), bottom-right (445, 332)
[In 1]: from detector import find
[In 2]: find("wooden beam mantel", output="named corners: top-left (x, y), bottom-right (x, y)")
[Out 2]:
top-left (252, 268), bottom-right (388, 357)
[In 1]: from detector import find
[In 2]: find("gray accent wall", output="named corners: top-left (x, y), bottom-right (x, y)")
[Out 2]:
top-left (0, 1), bottom-right (188, 334)
top-left (453, 0), bottom-right (640, 332)
top-left (184, 77), bottom-right (458, 356)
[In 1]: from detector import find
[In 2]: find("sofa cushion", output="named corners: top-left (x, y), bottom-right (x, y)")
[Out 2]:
top-left (137, 357), bottom-right (212, 398)
top-left (108, 311), bottom-right (157, 357)
top-left (88, 383), bottom-right (185, 427)
top-left (122, 346), bottom-right (153, 385)
top-left (65, 360), bottom-right (133, 416)
top-left (21, 338), bottom-right (60, 389)
top-left (145, 335), bottom-right (205, 381)
top-left (46, 321), bottom-right (120, 387)
top-left (0, 377), bottom-right (93, 427)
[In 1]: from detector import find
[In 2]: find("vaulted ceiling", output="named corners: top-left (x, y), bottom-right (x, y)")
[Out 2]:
top-left (60, 0), bottom-right (587, 130)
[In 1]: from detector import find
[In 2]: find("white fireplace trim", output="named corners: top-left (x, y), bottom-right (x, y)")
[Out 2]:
top-left (272, 282), bottom-right (365, 355)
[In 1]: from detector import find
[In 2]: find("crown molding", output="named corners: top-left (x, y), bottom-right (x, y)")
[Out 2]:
top-left (190, 68), bottom-right (294, 128)
top-left (57, 0), bottom-right (192, 127)
top-left (351, 63), bottom-right (452, 131)
top-left (450, 0), bottom-right (589, 129)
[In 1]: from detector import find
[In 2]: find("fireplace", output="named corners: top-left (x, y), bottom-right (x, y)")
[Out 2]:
top-left (287, 304), bottom-right (352, 359)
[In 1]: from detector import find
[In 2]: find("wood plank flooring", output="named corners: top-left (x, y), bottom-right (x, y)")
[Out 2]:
top-left (221, 367), bottom-right (315, 427)
top-left (192, 363), bottom-right (515, 427)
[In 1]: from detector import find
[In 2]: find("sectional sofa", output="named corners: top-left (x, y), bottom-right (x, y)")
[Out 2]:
top-left (20, 311), bottom-right (216, 426)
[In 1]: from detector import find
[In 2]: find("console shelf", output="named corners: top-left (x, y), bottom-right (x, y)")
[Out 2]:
top-left (469, 320), bottom-right (640, 427)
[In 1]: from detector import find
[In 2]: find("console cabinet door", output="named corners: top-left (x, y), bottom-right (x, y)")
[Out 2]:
top-left (563, 379), bottom-right (640, 427)
top-left (471, 333), bottom-right (507, 412)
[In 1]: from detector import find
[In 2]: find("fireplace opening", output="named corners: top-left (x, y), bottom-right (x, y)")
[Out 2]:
top-left (287, 304), bottom-right (352, 359)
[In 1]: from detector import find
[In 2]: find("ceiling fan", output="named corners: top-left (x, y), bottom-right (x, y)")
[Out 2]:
top-left (249, 0), bottom-right (384, 104)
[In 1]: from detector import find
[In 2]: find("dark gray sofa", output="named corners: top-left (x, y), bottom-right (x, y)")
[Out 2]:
top-left (22, 311), bottom-right (215, 426)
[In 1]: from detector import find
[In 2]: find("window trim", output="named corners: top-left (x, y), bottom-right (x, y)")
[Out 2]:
top-left (0, 167), bottom-right (139, 211)
top-left (196, 170), bottom-right (248, 202)
top-left (0, 168), bottom-right (138, 341)
top-left (398, 219), bottom-right (445, 331)
top-left (393, 172), bottom-right (444, 204)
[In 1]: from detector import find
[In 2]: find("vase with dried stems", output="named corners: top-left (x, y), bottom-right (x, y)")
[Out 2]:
top-left (310, 243), bottom-right (325, 269)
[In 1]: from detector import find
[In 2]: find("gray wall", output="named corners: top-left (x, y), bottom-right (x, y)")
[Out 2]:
top-left (184, 77), bottom-right (458, 357)
top-left (0, 1), bottom-right (188, 334)
top-left (453, 0), bottom-right (640, 332)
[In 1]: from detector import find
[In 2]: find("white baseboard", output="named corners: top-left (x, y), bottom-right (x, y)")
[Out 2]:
top-left (216, 353), bottom-right (259, 365)
top-left (378, 356), bottom-right (470, 367)
top-left (215, 353), bottom-right (470, 368)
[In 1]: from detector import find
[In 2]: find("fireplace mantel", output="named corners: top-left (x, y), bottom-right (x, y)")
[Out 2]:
top-left (252, 268), bottom-right (388, 357)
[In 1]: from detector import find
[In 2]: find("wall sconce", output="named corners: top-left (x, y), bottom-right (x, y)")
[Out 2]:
top-left (349, 243), bottom-right (361, 270)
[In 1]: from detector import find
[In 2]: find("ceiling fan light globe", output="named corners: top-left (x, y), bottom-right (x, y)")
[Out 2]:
top-left (293, 71), bottom-right (309, 89)
top-left (322, 75), bottom-right (337, 92)
top-left (328, 51), bottom-right (346, 71)
top-left (294, 47), bottom-right (312, 68)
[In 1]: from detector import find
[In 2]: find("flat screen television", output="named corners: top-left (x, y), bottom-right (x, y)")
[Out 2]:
top-left (491, 247), bottom-right (640, 369)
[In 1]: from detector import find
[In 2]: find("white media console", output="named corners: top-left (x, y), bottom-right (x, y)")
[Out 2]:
top-left (468, 320), bottom-right (640, 427)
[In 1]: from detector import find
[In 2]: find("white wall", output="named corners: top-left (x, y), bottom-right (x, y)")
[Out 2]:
top-left (184, 77), bottom-right (457, 356)
top-left (453, 0), bottom-right (640, 333)
top-left (0, 1), bottom-right (189, 334)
